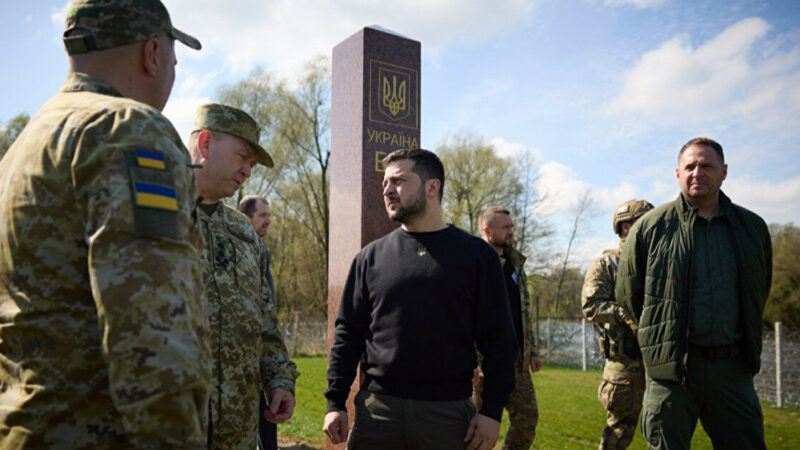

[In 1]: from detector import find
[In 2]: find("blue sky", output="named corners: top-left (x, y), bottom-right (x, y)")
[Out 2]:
top-left (2, 0), bottom-right (799, 267)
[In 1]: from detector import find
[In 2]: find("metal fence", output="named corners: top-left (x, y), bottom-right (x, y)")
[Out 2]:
top-left (537, 318), bottom-right (800, 407)
top-left (282, 315), bottom-right (328, 356)
top-left (283, 317), bottom-right (800, 407)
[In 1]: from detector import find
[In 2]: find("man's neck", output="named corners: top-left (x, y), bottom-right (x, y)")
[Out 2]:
top-left (488, 242), bottom-right (503, 256)
top-left (400, 209), bottom-right (447, 233)
top-left (683, 192), bottom-right (720, 219)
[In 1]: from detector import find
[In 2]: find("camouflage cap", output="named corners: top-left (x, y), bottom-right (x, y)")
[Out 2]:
top-left (63, 0), bottom-right (201, 55)
top-left (192, 104), bottom-right (274, 168)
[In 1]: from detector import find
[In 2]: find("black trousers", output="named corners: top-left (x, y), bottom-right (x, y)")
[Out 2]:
top-left (258, 394), bottom-right (278, 450)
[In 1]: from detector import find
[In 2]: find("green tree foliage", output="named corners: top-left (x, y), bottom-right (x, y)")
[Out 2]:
top-left (436, 131), bottom-right (551, 262)
top-left (0, 113), bottom-right (30, 159)
top-left (764, 223), bottom-right (800, 329)
top-left (218, 57), bottom-right (330, 321)
top-left (529, 267), bottom-right (586, 319)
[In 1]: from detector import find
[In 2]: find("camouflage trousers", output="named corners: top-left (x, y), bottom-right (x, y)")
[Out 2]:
top-left (474, 356), bottom-right (538, 450)
top-left (597, 359), bottom-right (645, 450)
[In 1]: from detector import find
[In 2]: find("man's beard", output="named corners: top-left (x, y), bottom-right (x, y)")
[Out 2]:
top-left (387, 187), bottom-right (427, 224)
top-left (490, 235), bottom-right (513, 250)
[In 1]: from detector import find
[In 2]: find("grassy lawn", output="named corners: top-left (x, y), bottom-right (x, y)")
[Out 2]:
top-left (279, 356), bottom-right (800, 449)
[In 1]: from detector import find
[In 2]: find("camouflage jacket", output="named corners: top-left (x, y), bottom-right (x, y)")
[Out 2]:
top-left (198, 203), bottom-right (297, 449)
top-left (501, 248), bottom-right (538, 360)
top-left (0, 73), bottom-right (211, 449)
top-left (581, 246), bottom-right (642, 378)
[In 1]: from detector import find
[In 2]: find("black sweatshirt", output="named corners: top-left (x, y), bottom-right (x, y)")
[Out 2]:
top-left (324, 225), bottom-right (518, 421)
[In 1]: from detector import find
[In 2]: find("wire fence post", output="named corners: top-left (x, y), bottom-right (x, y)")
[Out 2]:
top-left (546, 317), bottom-right (552, 365)
top-left (292, 312), bottom-right (300, 357)
top-left (535, 295), bottom-right (540, 347)
top-left (776, 321), bottom-right (783, 408)
top-left (581, 318), bottom-right (587, 371)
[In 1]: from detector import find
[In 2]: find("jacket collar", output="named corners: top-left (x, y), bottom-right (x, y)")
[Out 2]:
top-left (676, 190), bottom-right (733, 223)
top-left (502, 246), bottom-right (527, 270)
top-left (60, 73), bottom-right (124, 98)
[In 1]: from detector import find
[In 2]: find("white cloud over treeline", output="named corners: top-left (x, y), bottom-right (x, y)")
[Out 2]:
top-left (606, 18), bottom-right (800, 133)
top-left (164, 0), bottom-right (540, 77)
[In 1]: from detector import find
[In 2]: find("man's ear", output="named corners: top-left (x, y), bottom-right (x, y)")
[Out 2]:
top-left (141, 38), bottom-right (160, 77)
top-left (426, 178), bottom-right (441, 198)
top-left (196, 130), bottom-right (213, 159)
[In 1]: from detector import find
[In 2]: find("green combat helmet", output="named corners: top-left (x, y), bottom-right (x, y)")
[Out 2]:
top-left (613, 199), bottom-right (654, 236)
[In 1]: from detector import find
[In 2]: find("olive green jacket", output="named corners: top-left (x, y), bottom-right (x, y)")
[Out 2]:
top-left (616, 192), bottom-right (772, 382)
top-left (503, 248), bottom-right (538, 360)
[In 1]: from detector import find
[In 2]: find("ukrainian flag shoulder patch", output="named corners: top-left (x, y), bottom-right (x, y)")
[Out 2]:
top-left (133, 182), bottom-right (178, 211)
top-left (127, 149), bottom-right (179, 213)
top-left (135, 149), bottom-right (167, 170)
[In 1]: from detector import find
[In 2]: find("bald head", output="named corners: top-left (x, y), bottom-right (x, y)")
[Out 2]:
top-left (68, 35), bottom-right (177, 110)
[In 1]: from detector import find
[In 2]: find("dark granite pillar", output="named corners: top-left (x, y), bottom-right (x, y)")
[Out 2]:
top-left (326, 26), bottom-right (421, 446)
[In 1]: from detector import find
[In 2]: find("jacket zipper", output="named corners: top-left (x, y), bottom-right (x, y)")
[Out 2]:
top-left (202, 214), bottom-right (226, 431)
top-left (680, 211), bottom-right (695, 387)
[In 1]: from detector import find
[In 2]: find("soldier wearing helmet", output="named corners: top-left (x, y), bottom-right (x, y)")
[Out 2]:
top-left (582, 199), bottom-right (653, 449)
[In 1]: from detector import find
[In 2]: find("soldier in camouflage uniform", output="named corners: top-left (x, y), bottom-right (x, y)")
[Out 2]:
top-left (582, 199), bottom-right (654, 450)
top-left (188, 103), bottom-right (299, 450)
top-left (475, 206), bottom-right (542, 450)
top-left (0, 1), bottom-right (210, 448)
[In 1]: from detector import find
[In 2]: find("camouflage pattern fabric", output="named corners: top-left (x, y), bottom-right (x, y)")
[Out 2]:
top-left (582, 246), bottom-right (645, 450)
top-left (63, 0), bottom-right (200, 54)
top-left (0, 73), bottom-right (210, 449)
top-left (473, 247), bottom-right (538, 449)
top-left (198, 203), bottom-right (297, 450)
top-left (474, 357), bottom-right (538, 450)
top-left (192, 103), bottom-right (273, 167)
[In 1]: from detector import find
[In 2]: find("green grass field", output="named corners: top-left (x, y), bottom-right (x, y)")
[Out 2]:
top-left (279, 356), bottom-right (800, 449)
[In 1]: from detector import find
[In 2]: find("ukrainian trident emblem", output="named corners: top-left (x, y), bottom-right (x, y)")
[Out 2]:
top-left (370, 60), bottom-right (417, 128)
top-left (382, 74), bottom-right (407, 117)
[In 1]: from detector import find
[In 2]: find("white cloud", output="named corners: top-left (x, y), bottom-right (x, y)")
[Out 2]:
top-left (534, 162), bottom-right (647, 217)
top-left (534, 162), bottom-right (592, 216)
top-left (603, 0), bottom-right (670, 9)
top-left (723, 175), bottom-right (800, 225)
top-left (572, 236), bottom-right (620, 269)
top-left (605, 18), bottom-right (800, 133)
top-left (489, 137), bottom-right (544, 162)
top-left (164, 0), bottom-right (539, 79)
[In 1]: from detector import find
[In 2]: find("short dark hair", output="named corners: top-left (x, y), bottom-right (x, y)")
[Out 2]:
top-left (679, 137), bottom-right (724, 163)
top-left (478, 206), bottom-right (511, 230)
top-left (381, 148), bottom-right (445, 199)
top-left (238, 195), bottom-right (268, 218)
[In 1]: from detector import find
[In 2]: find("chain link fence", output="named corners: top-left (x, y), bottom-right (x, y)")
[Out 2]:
top-left (536, 318), bottom-right (800, 407)
top-left (282, 314), bottom-right (327, 356)
top-left (283, 317), bottom-right (800, 407)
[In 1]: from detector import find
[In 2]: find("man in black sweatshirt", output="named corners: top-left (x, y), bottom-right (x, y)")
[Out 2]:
top-left (323, 148), bottom-right (517, 450)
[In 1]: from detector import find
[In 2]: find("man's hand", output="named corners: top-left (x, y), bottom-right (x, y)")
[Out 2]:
top-left (463, 413), bottom-right (500, 450)
top-left (530, 356), bottom-right (543, 373)
top-left (264, 388), bottom-right (295, 423)
top-left (323, 410), bottom-right (349, 444)
top-left (472, 367), bottom-right (481, 386)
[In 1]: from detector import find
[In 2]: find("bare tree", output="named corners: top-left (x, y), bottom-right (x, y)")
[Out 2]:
top-left (218, 56), bottom-right (331, 320)
top-left (554, 188), bottom-right (596, 312)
